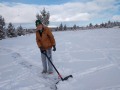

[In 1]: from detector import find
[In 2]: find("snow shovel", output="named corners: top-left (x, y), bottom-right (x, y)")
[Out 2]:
top-left (42, 51), bottom-right (73, 84)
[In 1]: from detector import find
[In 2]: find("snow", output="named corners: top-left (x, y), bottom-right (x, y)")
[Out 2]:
top-left (0, 27), bottom-right (120, 90)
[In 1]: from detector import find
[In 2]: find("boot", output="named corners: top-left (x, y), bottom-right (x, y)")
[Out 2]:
top-left (41, 70), bottom-right (47, 74)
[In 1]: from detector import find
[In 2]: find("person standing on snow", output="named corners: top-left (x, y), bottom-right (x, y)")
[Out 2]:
top-left (35, 20), bottom-right (56, 74)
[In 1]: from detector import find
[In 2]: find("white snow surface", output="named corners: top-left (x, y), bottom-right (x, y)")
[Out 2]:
top-left (0, 28), bottom-right (120, 90)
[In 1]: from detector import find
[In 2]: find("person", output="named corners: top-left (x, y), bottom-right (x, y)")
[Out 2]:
top-left (35, 20), bottom-right (56, 74)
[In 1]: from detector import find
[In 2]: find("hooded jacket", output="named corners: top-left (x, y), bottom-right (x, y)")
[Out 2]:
top-left (36, 26), bottom-right (55, 50)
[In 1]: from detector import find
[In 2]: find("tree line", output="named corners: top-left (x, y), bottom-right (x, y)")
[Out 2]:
top-left (0, 8), bottom-right (120, 40)
top-left (54, 21), bottom-right (120, 31)
top-left (0, 8), bottom-right (49, 40)
top-left (0, 15), bottom-right (35, 40)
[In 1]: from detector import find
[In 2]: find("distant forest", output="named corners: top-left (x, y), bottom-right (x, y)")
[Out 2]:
top-left (0, 13), bottom-right (120, 40)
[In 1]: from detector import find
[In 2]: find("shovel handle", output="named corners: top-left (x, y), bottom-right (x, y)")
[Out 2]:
top-left (42, 51), bottom-right (73, 81)
top-left (42, 51), bottom-right (64, 80)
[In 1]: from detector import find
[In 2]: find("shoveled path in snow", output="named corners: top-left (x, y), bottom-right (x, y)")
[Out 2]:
top-left (0, 47), bottom-right (58, 90)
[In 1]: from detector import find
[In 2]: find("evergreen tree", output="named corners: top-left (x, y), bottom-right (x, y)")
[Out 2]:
top-left (94, 24), bottom-right (99, 28)
top-left (59, 23), bottom-right (63, 31)
top-left (55, 27), bottom-right (59, 31)
top-left (17, 25), bottom-right (25, 36)
top-left (36, 8), bottom-right (50, 26)
top-left (89, 23), bottom-right (93, 29)
top-left (73, 24), bottom-right (77, 30)
top-left (0, 15), bottom-right (5, 40)
top-left (64, 24), bottom-right (67, 30)
top-left (7, 23), bottom-right (17, 38)
top-left (106, 20), bottom-right (113, 28)
top-left (100, 23), bottom-right (105, 28)
top-left (104, 23), bottom-right (107, 28)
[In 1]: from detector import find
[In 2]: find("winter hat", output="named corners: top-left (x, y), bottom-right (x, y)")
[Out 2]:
top-left (35, 20), bottom-right (42, 27)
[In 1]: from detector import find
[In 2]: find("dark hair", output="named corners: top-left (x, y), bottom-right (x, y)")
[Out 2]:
top-left (35, 20), bottom-right (42, 27)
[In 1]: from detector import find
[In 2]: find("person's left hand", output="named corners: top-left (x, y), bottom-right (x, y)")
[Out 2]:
top-left (53, 45), bottom-right (56, 51)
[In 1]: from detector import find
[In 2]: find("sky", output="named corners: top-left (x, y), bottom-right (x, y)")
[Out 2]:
top-left (0, 0), bottom-right (120, 28)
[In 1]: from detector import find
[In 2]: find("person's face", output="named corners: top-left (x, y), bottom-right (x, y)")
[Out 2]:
top-left (37, 24), bottom-right (42, 30)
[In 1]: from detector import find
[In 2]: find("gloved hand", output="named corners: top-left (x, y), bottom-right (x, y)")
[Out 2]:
top-left (39, 47), bottom-right (46, 53)
top-left (53, 45), bottom-right (56, 51)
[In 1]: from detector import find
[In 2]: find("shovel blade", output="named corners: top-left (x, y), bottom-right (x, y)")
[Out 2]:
top-left (56, 75), bottom-right (73, 84)
top-left (63, 75), bottom-right (73, 81)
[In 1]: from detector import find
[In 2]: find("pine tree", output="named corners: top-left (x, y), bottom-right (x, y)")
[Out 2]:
top-left (94, 24), bottom-right (99, 28)
top-left (89, 23), bottom-right (93, 29)
top-left (100, 23), bottom-right (105, 28)
top-left (73, 24), bottom-right (77, 30)
top-left (36, 8), bottom-right (50, 26)
top-left (0, 15), bottom-right (5, 40)
top-left (64, 24), bottom-right (67, 30)
top-left (17, 25), bottom-right (25, 36)
top-left (7, 23), bottom-right (17, 38)
top-left (106, 20), bottom-right (113, 28)
top-left (59, 23), bottom-right (63, 31)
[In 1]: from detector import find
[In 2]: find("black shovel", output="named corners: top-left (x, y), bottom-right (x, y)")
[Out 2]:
top-left (42, 51), bottom-right (73, 84)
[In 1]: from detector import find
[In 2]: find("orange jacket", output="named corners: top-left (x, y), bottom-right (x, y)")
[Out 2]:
top-left (36, 26), bottom-right (56, 50)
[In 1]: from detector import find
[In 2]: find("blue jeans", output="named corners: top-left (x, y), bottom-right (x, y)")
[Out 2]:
top-left (40, 48), bottom-right (53, 72)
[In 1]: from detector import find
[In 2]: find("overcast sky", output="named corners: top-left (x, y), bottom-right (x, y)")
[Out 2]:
top-left (0, 0), bottom-right (120, 27)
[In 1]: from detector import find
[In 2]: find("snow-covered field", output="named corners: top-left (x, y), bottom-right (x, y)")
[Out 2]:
top-left (0, 27), bottom-right (120, 90)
